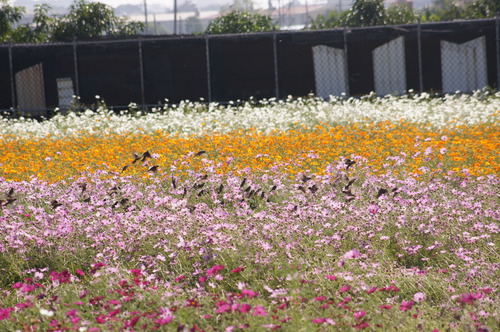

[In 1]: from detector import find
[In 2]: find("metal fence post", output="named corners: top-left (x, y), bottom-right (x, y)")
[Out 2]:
top-left (343, 26), bottom-right (350, 96)
top-left (205, 35), bottom-right (212, 103)
top-left (417, 19), bottom-right (424, 93)
top-left (273, 32), bottom-right (280, 100)
top-left (138, 37), bottom-right (146, 109)
top-left (8, 42), bottom-right (16, 110)
top-left (496, 15), bottom-right (500, 90)
top-left (73, 38), bottom-right (80, 105)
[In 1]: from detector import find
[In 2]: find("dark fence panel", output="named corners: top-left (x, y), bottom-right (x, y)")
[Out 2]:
top-left (209, 34), bottom-right (275, 101)
top-left (0, 47), bottom-right (12, 110)
top-left (142, 37), bottom-right (207, 104)
top-left (77, 41), bottom-right (142, 107)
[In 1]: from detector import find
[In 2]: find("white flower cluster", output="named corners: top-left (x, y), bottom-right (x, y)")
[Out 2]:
top-left (1, 91), bottom-right (499, 139)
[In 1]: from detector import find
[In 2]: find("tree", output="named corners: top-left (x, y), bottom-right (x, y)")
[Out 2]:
top-left (464, 0), bottom-right (499, 19)
top-left (385, 3), bottom-right (418, 25)
top-left (9, 4), bottom-right (53, 43)
top-left (422, 0), bottom-right (464, 22)
top-left (308, 10), bottom-right (344, 30)
top-left (0, 0), bottom-right (24, 41)
top-left (341, 0), bottom-right (386, 27)
top-left (205, 10), bottom-right (275, 34)
top-left (51, 0), bottom-right (143, 41)
top-left (1, 0), bottom-right (144, 43)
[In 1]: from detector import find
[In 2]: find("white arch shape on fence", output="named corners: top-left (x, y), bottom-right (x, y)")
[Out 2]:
top-left (441, 36), bottom-right (487, 94)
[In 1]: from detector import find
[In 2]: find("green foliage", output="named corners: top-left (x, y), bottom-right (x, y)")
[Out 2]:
top-left (342, 0), bottom-right (386, 27)
top-left (308, 10), bottom-right (345, 30)
top-left (310, 0), bottom-right (498, 30)
top-left (422, 0), bottom-right (464, 22)
top-left (51, 0), bottom-right (144, 41)
top-left (205, 10), bottom-right (276, 34)
top-left (385, 3), bottom-right (418, 25)
top-left (464, 0), bottom-right (500, 19)
top-left (0, 0), bottom-right (24, 41)
top-left (1, 0), bottom-right (144, 43)
top-left (309, 0), bottom-right (417, 29)
top-left (8, 4), bottom-right (53, 43)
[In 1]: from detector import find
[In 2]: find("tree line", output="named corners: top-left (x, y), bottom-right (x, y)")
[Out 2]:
top-left (0, 0), bottom-right (144, 43)
top-left (1, 0), bottom-right (498, 43)
top-left (309, 0), bottom-right (499, 30)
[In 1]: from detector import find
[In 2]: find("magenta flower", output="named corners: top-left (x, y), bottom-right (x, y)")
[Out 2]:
top-left (0, 307), bottom-right (14, 320)
top-left (241, 289), bottom-right (259, 298)
top-left (399, 300), bottom-right (415, 311)
top-left (12, 282), bottom-right (23, 289)
top-left (380, 304), bottom-right (393, 310)
top-left (366, 286), bottom-right (377, 294)
top-left (206, 264), bottom-right (225, 276)
top-left (216, 303), bottom-right (231, 314)
top-left (354, 311), bottom-right (366, 319)
top-left (340, 285), bottom-right (351, 293)
top-left (354, 322), bottom-right (370, 330)
top-left (313, 317), bottom-right (327, 324)
top-left (457, 292), bottom-right (483, 305)
top-left (174, 275), bottom-right (186, 282)
top-left (231, 266), bottom-right (245, 273)
top-left (90, 262), bottom-right (106, 274)
top-left (326, 275), bottom-right (337, 281)
top-left (155, 316), bottom-right (174, 325)
top-left (239, 304), bottom-right (252, 313)
top-left (252, 305), bottom-right (267, 316)
top-left (129, 269), bottom-right (142, 277)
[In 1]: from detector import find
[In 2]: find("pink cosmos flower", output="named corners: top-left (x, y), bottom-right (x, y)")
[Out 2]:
top-left (231, 266), bottom-right (245, 273)
top-left (241, 289), bottom-right (259, 298)
top-left (344, 249), bottom-right (361, 259)
top-left (155, 316), bottom-right (174, 325)
top-left (367, 286), bottom-right (377, 294)
top-left (340, 285), bottom-right (351, 293)
top-left (174, 275), bottom-right (186, 282)
top-left (0, 308), bottom-right (14, 320)
top-left (207, 264), bottom-right (225, 276)
top-left (216, 303), bottom-right (231, 314)
top-left (12, 282), bottom-right (23, 289)
top-left (354, 322), bottom-right (370, 330)
top-left (399, 300), bottom-right (415, 311)
top-left (313, 318), bottom-right (327, 324)
top-left (252, 305), bottom-right (267, 316)
top-left (354, 311), bottom-right (366, 319)
top-left (457, 292), bottom-right (483, 305)
top-left (239, 304), bottom-right (252, 313)
top-left (413, 292), bottom-right (426, 302)
top-left (326, 275), bottom-right (337, 281)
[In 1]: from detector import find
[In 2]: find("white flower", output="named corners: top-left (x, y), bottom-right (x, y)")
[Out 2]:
top-left (40, 308), bottom-right (54, 317)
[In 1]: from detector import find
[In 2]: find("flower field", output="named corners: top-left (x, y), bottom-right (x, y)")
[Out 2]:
top-left (0, 92), bottom-right (499, 331)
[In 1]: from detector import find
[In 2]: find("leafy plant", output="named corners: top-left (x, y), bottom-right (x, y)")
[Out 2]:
top-left (206, 10), bottom-right (276, 34)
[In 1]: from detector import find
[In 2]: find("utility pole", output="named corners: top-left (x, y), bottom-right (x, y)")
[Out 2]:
top-left (174, 0), bottom-right (178, 34)
top-left (144, 0), bottom-right (148, 34)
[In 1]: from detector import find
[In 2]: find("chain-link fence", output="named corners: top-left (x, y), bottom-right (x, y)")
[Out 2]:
top-left (0, 18), bottom-right (499, 118)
